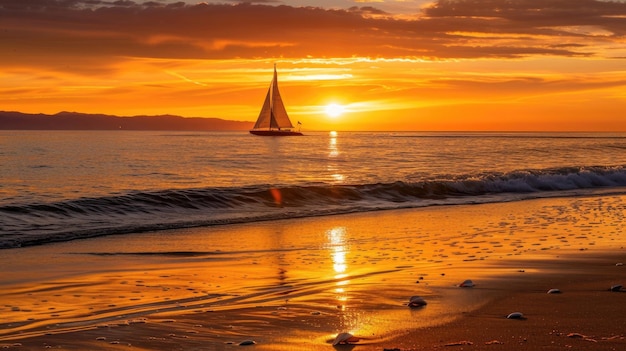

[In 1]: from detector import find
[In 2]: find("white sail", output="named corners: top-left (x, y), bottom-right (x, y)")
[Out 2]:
top-left (253, 87), bottom-right (273, 129)
top-left (251, 65), bottom-right (296, 132)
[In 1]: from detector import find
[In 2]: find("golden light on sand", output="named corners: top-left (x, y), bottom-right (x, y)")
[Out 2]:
top-left (328, 227), bottom-right (348, 274)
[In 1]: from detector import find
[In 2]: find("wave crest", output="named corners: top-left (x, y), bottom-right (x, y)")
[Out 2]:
top-left (2, 165), bottom-right (625, 248)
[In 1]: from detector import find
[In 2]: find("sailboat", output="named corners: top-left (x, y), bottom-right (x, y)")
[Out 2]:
top-left (250, 65), bottom-right (303, 136)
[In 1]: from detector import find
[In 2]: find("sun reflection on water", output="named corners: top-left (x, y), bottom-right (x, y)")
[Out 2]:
top-left (328, 227), bottom-right (347, 274)
top-left (327, 131), bottom-right (345, 182)
top-left (328, 131), bottom-right (339, 158)
top-left (327, 226), bottom-right (350, 306)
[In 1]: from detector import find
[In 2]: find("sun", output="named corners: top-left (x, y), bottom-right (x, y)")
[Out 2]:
top-left (325, 103), bottom-right (345, 118)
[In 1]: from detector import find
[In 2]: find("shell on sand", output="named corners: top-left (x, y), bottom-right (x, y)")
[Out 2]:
top-left (408, 295), bottom-right (427, 308)
top-left (332, 332), bottom-right (360, 346)
top-left (547, 288), bottom-right (561, 294)
top-left (238, 340), bottom-right (256, 346)
top-left (609, 284), bottom-right (624, 292)
top-left (459, 279), bottom-right (475, 287)
top-left (506, 312), bottom-right (524, 319)
top-left (567, 333), bottom-right (587, 338)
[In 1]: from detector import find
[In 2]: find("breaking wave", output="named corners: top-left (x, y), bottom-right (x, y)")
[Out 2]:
top-left (2, 165), bottom-right (626, 249)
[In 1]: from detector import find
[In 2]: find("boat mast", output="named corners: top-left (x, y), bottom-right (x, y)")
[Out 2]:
top-left (269, 63), bottom-right (277, 130)
top-left (269, 64), bottom-right (293, 130)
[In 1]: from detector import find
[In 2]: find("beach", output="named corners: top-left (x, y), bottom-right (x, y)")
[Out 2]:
top-left (3, 0), bottom-right (626, 348)
top-left (1, 193), bottom-right (625, 350)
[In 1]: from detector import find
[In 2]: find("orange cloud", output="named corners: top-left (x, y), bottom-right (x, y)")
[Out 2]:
top-left (1, 1), bottom-right (625, 131)
top-left (3, 0), bottom-right (625, 70)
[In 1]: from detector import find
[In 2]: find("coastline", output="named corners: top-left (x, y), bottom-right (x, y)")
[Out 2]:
top-left (1, 194), bottom-right (625, 350)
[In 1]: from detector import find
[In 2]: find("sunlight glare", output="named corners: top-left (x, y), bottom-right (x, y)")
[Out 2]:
top-left (325, 103), bottom-right (345, 118)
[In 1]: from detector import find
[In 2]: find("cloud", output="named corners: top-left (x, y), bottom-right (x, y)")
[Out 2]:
top-left (1, 0), bottom-right (625, 76)
top-left (423, 0), bottom-right (626, 36)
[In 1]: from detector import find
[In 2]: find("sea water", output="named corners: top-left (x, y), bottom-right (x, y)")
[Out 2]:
top-left (1, 130), bottom-right (626, 248)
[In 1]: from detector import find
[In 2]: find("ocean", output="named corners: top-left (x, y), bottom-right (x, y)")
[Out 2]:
top-left (2, 130), bottom-right (626, 249)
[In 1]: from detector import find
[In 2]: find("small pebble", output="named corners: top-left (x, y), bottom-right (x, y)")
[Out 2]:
top-left (459, 279), bottom-right (475, 288)
top-left (567, 333), bottom-right (586, 338)
top-left (408, 296), bottom-right (427, 308)
top-left (506, 312), bottom-right (524, 319)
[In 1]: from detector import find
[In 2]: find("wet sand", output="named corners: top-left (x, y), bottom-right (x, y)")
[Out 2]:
top-left (1, 193), bottom-right (625, 350)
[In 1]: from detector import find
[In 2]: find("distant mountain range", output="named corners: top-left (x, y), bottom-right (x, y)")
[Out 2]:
top-left (0, 111), bottom-right (253, 131)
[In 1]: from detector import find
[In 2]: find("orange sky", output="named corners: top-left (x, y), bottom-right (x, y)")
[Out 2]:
top-left (1, 0), bottom-right (625, 131)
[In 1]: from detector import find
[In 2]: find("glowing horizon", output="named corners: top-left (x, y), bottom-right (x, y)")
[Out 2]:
top-left (1, 1), bottom-right (625, 131)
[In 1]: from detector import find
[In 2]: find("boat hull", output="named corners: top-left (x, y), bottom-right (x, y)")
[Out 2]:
top-left (250, 130), bottom-right (303, 136)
